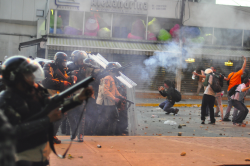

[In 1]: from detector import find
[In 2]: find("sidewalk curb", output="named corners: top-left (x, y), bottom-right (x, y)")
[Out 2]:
top-left (136, 103), bottom-right (250, 107)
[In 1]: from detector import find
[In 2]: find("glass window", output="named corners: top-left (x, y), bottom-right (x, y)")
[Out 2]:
top-left (147, 17), bottom-right (179, 42)
top-left (112, 14), bottom-right (147, 40)
top-left (213, 28), bottom-right (243, 47)
top-left (181, 26), bottom-right (213, 45)
top-left (84, 12), bottom-right (112, 38)
top-left (243, 30), bottom-right (250, 48)
top-left (49, 10), bottom-right (83, 35)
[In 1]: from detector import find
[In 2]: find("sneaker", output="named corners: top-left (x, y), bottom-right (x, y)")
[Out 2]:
top-left (53, 136), bottom-right (61, 144)
top-left (70, 134), bottom-right (76, 140)
top-left (214, 114), bottom-right (220, 117)
top-left (223, 118), bottom-right (231, 122)
top-left (201, 121), bottom-right (205, 124)
top-left (233, 123), bottom-right (241, 126)
top-left (77, 134), bottom-right (84, 142)
top-left (174, 109), bottom-right (179, 115)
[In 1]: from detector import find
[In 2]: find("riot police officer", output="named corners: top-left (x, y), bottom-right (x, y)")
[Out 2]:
top-left (0, 109), bottom-right (15, 166)
top-left (42, 52), bottom-right (77, 143)
top-left (94, 62), bottom-right (124, 135)
top-left (0, 56), bottom-right (93, 166)
top-left (83, 58), bottom-right (102, 135)
top-left (67, 50), bottom-right (88, 141)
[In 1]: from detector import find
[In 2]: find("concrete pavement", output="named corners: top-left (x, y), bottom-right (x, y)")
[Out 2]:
top-left (135, 98), bottom-right (250, 107)
top-left (50, 136), bottom-right (250, 166)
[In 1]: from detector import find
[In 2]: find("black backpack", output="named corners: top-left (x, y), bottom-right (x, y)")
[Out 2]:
top-left (172, 89), bottom-right (182, 102)
top-left (228, 84), bottom-right (239, 97)
top-left (210, 74), bottom-right (222, 93)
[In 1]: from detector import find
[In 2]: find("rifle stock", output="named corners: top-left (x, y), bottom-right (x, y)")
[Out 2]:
top-left (116, 96), bottom-right (134, 104)
top-left (24, 76), bottom-right (94, 122)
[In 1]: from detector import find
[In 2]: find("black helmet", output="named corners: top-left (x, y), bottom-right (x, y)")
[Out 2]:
top-left (54, 52), bottom-right (68, 71)
top-left (38, 61), bottom-right (45, 68)
top-left (106, 62), bottom-right (122, 72)
top-left (71, 50), bottom-right (88, 63)
top-left (54, 52), bottom-right (67, 63)
top-left (84, 58), bottom-right (97, 66)
top-left (2, 56), bottom-right (44, 87)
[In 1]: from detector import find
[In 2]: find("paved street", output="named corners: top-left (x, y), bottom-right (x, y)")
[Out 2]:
top-left (53, 103), bottom-right (250, 165)
top-left (136, 106), bottom-right (250, 137)
top-left (50, 136), bottom-right (250, 166)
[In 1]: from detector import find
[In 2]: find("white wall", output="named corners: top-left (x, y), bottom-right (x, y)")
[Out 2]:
top-left (0, 0), bottom-right (47, 21)
top-left (0, 22), bottom-right (37, 61)
top-left (184, 2), bottom-right (250, 30)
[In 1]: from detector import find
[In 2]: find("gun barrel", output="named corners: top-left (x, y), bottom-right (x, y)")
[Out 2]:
top-left (56, 76), bottom-right (94, 101)
top-left (24, 76), bottom-right (94, 122)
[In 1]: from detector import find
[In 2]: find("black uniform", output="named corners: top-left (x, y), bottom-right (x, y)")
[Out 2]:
top-left (0, 84), bottom-right (82, 165)
top-left (0, 109), bottom-right (15, 166)
top-left (67, 62), bottom-right (87, 140)
top-left (43, 62), bottom-right (74, 137)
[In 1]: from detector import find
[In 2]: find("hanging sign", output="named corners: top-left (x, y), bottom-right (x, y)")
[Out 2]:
top-left (90, 0), bottom-right (148, 15)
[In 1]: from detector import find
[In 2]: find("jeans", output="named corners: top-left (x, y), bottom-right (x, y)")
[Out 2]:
top-left (215, 92), bottom-right (224, 119)
top-left (67, 104), bottom-right (85, 138)
top-left (197, 81), bottom-right (203, 94)
top-left (231, 100), bottom-right (249, 123)
top-left (53, 113), bottom-right (66, 136)
top-left (159, 100), bottom-right (175, 113)
top-left (94, 105), bottom-right (118, 135)
top-left (224, 95), bottom-right (233, 119)
top-left (201, 94), bottom-right (215, 123)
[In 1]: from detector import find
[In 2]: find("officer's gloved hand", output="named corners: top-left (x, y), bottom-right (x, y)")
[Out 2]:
top-left (63, 81), bottom-right (71, 88)
top-left (114, 98), bottom-right (120, 103)
top-left (71, 75), bottom-right (77, 84)
top-left (47, 107), bottom-right (62, 122)
top-left (73, 86), bottom-right (94, 102)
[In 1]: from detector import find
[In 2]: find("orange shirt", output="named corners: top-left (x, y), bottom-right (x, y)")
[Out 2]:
top-left (227, 69), bottom-right (243, 91)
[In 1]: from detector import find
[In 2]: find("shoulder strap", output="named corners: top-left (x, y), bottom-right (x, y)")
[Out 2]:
top-left (228, 72), bottom-right (235, 83)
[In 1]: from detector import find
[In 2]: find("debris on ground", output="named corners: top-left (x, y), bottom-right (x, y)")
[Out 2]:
top-left (178, 132), bottom-right (182, 136)
top-left (151, 115), bottom-right (159, 118)
top-left (78, 156), bottom-right (83, 158)
top-left (245, 158), bottom-right (250, 161)
top-left (158, 134), bottom-right (162, 136)
top-left (97, 145), bottom-right (102, 148)
top-left (164, 120), bottom-right (177, 125)
top-left (111, 146), bottom-right (113, 149)
top-left (180, 152), bottom-right (186, 156)
top-left (186, 121), bottom-right (189, 123)
top-left (178, 125), bottom-right (182, 129)
top-left (182, 124), bottom-right (186, 126)
top-left (219, 133), bottom-right (222, 135)
top-left (144, 132), bottom-right (147, 134)
top-left (68, 154), bottom-right (73, 159)
top-left (145, 126), bottom-right (148, 128)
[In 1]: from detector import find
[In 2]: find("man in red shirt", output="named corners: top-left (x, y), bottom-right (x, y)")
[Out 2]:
top-left (223, 56), bottom-right (246, 121)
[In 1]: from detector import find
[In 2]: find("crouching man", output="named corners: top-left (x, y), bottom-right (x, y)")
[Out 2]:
top-left (158, 80), bottom-right (179, 115)
top-left (231, 78), bottom-right (250, 126)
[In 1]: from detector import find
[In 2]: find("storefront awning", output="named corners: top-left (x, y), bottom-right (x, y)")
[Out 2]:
top-left (19, 37), bottom-right (47, 51)
top-left (191, 47), bottom-right (250, 60)
top-left (46, 37), bottom-right (174, 56)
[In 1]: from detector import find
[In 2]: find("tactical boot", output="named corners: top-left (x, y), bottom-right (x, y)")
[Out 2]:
top-left (77, 134), bottom-right (84, 142)
top-left (53, 136), bottom-right (61, 144)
